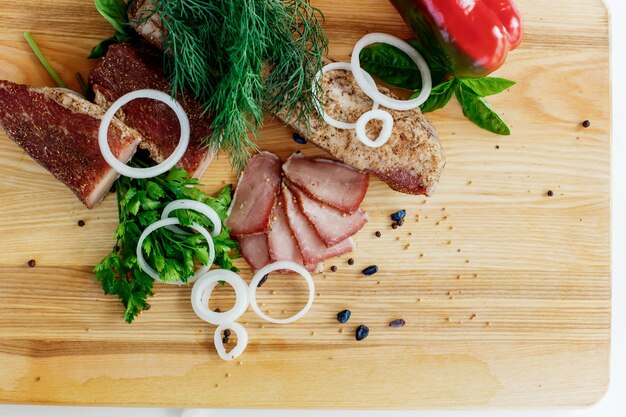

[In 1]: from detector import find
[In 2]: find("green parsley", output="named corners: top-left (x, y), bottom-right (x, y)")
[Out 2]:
top-left (94, 166), bottom-right (238, 323)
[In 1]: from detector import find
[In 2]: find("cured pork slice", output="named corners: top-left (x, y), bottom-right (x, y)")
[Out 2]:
top-left (89, 43), bottom-right (213, 178)
top-left (282, 152), bottom-right (368, 214)
top-left (267, 198), bottom-right (304, 265)
top-left (0, 80), bottom-right (142, 208)
top-left (236, 234), bottom-right (270, 271)
top-left (227, 152), bottom-right (282, 236)
top-left (282, 185), bottom-right (355, 264)
top-left (266, 195), bottom-right (324, 273)
top-left (287, 181), bottom-right (367, 247)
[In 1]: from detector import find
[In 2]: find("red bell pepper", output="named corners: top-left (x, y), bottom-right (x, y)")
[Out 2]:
top-left (389, 0), bottom-right (523, 78)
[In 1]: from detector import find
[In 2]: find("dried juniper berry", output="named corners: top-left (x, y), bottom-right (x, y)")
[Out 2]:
top-left (293, 132), bottom-right (308, 144)
top-left (389, 319), bottom-right (406, 327)
top-left (362, 265), bottom-right (378, 276)
top-left (356, 325), bottom-right (369, 341)
top-left (337, 309), bottom-right (351, 323)
top-left (391, 210), bottom-right (406, 222)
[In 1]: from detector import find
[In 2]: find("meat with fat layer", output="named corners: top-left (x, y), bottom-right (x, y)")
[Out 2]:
top-left (282, 152), bottom-right (368, 214)
top-left (227, 152), bottom-right (283, 236)
top-left (236, 234), bottom-right (270, 271)
top-left (278, 68), bottom-right (445, 196)
top-left (89, 43), bottom-right (213, 178)
top-left (281, 185), bottom-right (355, 264)
top-left (0, 80), bottom-right (142, 208)
top-left (287, 181), bottom-right (367, 247)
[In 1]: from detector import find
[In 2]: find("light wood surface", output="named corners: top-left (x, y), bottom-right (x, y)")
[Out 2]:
top-left (0, 0), bottom-right (610, 408)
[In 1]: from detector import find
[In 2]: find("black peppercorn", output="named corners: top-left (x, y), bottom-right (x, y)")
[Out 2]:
top-left (27, 259), bottom-right (36, 268)
top-left (330, 265), bottom-right (337, 272)
top-left (391, 223), bottom-right (398, 229)
top-left (347, 258), bottom-right (355, 265)
top-left (356, 325), bottom-right (369, 341)
top-left (375, 231), bottom-right (381, 238)
top-left (582, 120), bottom-right (591, 128)
top-left (257, 274), bottom-right (269, 287)
top-left (293, 132), bottom-right (308, 144)
top-left (77, 220), bottom-right (85, 227)
top-left (223, 329), bottom-right (231, 338)
top-left (389, 319), bottom-right (406, 327)
top-left (397, 219), bottom-right (404, 226)
top-left (337, 309), bottom-right (351, 323)
top-left (362, 265), bottom-right (378, 276)
top-left (547, 190), bottom-right (554, 197)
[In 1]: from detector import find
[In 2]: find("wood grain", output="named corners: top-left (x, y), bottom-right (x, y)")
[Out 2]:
top-left (0, 0), bottom-right (610, 408)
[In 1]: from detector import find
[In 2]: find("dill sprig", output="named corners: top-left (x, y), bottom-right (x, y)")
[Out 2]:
top-left (152, 0), bottom-right (327, 170)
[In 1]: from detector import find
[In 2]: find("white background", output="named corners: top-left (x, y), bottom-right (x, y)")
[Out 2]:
top-left (1, 1), bottom-right (624, 416)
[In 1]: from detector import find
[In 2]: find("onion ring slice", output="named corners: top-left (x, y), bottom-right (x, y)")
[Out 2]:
top-left (136, 218), bottom-right (214, 285)
top-left (355, 109), bottom-right (394, 148)
top-left (214, 322), bottom-right (248, 361)
top-left (191, 269), bottom-right (249, 325)
top-left (351, 33), bottom-right (432, 111)
top-left (161, 199), bottom-right (222, 237)
top-left (98, 89), bottom-right (190, 179)
top-left (248, 261), bottom-right (315, 324)
top-left (312, 62), bottom-right (380, 130)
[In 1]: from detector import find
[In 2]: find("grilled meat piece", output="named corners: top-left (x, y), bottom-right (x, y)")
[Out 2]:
top-left (0, 80), bottom-right (142, 208)
top-left (89, 43), bottom-right (213, 178)
top-left (278, 69), bottom-right (445, 196)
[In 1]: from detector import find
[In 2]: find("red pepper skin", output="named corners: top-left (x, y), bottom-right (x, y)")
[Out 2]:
top-left (390, 0), bottom-right (524, 78)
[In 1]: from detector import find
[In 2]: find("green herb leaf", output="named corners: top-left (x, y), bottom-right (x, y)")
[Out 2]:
top-left (359, 43), bottom-right (425, 90)
top-left (459, 77), bottom-right (515, 97)
top-left (417, 78), bottom-right (457, 113)
top-left (94, 0), bottom-right (130, 36)
top-left (455, 84), bottom-right (511, 135)
top-left (88, 37), bottom-right (117, 59)
top-left (94, 164), bottom-right (238, 323)
top-left (23, 32), bottom-right (66, 88)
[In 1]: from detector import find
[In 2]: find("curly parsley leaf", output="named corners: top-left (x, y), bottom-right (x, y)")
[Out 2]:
top-left (94, 167), bottom-right (237, 323)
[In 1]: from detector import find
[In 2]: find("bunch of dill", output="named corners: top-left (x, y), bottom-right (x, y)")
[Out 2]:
top-left (153, 0), bottom-right (328, 170)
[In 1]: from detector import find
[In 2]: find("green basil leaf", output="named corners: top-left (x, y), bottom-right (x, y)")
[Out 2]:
top-left (459, 77), bottom-right (515, 97)
top-left (360, 43), bottom-right (424, 90)
top-left (94, 0), bottom-right (129, 36)
top-left (417, 78), bottom-right (457, 113)
top-left (456, 84), bottom-right (511, 135)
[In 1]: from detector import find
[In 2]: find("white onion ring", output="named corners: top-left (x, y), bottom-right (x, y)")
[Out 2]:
top-left (248, 261), bottom-right (315, 324)
top-left (355, 109), bottom-right (394, 148)
top-left (312, 62), bottom-right (380, 130)
top-left (214, 322), bottom-right (248, 361)
top-left (160, 199), bottom-right (222, 237)
top-left (351, 33), bottom-right (432, 111)
top-left (98, 89), bottom-right (190, 179)
top-left (136, 218), bottom-right (215, 285)
top-left (191, 269), bottom-right (249, 325)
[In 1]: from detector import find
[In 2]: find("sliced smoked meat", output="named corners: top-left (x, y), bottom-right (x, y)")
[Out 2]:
top-left (227, 152), bottom-right (282, 236)
top-left (0, 80), bottom-right (142, 208)
top-left (89, 43), bottom-right (213, 178)
top-left (282, 152), bottom-right (368, 214)
top-left (282, 185), bottom-right (355, 264)
top-left (267, 197), bottom-right (304, 265)
top-left (287, 181), bottom-right (367, 247)
top-left (236, 234), bottom-right (270, 271)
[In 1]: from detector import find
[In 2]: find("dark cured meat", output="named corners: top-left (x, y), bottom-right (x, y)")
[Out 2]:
top-left (281, 185), bottom-right (355, 264)
top-left (89, 43), bottom-right (213, 177)
top-left (227, 152), bottom-right (283, 236)
top-left (287, 181), bottom-right (367, 247)
top-left (236, 234), bottom-right (270, 271)
top-left (282, 152), bottom-right (368, 214)
top-left (0, 80), bottom-right (142, 208)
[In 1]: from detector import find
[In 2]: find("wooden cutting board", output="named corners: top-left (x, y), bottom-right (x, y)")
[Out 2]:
top-left (0, 0), bottom-right (610, 408)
